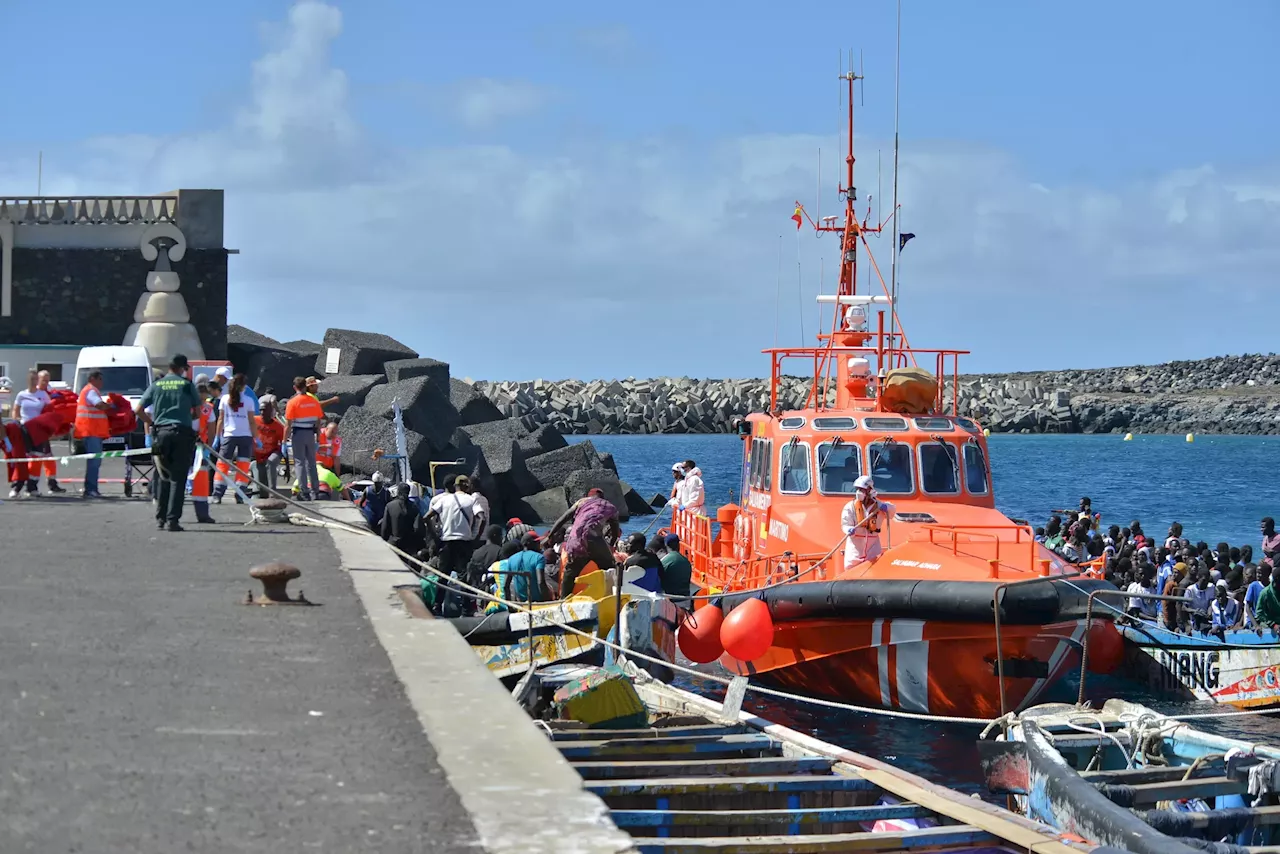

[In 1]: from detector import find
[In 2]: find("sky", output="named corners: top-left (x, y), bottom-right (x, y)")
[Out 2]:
top-left (2, 1), bottom-right (1277, 380)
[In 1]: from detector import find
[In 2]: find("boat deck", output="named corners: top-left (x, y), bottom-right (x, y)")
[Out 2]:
top-left (541, 679), bottom-right (1090, 854)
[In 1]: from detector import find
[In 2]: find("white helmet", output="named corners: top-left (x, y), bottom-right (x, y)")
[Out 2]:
top-left (853, 475), bottom-right (875, 492)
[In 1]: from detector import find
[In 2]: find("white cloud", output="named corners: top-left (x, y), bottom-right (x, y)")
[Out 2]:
top-left (4, 0), bottom-right (1278, 378)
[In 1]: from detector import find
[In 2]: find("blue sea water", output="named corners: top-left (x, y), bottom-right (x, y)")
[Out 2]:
top-left (572, 433), bottom-right (1280, 793)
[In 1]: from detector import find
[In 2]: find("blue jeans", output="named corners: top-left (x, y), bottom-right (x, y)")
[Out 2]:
top-left (83, 436), bottom-right (103, 494)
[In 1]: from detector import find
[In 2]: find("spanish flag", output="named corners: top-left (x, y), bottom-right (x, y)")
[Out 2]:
top-left (791, 205), bottom-right (803, 229)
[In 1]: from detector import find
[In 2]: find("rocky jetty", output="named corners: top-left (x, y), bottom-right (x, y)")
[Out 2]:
top-left (225, 326), bottom-right (652, 523)
top-left (473, 354), bottom-right (1280, 436)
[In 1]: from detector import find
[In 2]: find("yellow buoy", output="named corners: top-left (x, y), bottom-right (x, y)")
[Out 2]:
top-left (1186, 432), bottom-right (1195, 443)
top-left (1123, 433), bottom-right (1133, 441)
top-left (983, 428), bottom-right (991, 437)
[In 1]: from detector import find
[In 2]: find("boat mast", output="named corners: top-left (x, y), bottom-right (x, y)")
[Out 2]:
top-left (887, 0), bottom-right (902, 368)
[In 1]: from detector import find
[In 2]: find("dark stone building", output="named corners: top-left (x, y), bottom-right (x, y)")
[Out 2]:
top-left (0, 190), bottom-right (229, 359)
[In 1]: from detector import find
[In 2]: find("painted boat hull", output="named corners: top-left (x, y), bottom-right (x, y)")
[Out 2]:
top-left (719, 616), bottom-right (1101, 718)
top-left (1120, 624), bottom-right (1280, 708)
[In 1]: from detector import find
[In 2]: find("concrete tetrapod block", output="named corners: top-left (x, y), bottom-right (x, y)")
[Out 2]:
top-left (595, 451), bottom-right (618, 474)
top-left (315, 328), bottom-right (418, 377)
top-left (316, 374), bottom-right (386, 418)
top-left (363, 376), bottom-right (460, 453)
top-left (510, 487), bottom-right (570, 525)
top-left (454, 419), bottom-right (540, 497)
top-left (227, 341), bottom-right (318, 396)
top-left (227, 324), bottom-right (284, 349)
top-left (619, 480), bottom-right (654, 516)
top-left (450, 378), bottom-right (504, 426)
top-left (564, 469), bottom-right (629, 521)
top-left (281, 339), bottom-right (323, 358)
top-left (515, 423), bottom-right (568, 457)
top-left (336, 405), bottom-right (432, 477)
top-left (385, 357), bottom-right (450, 392)
top-left (523, 442), bottom-right (597, 492)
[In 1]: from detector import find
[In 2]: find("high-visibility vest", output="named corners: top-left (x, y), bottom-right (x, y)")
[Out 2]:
top-left (317, 434), bottom-right (342, 465)
top-left (75, 386), bottom-right (111, 439)
top-left (285, 393), bottom-right (324, 424)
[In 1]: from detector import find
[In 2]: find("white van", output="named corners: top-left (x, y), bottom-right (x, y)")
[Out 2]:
top-left (73, 345), bottom-right (154, 450)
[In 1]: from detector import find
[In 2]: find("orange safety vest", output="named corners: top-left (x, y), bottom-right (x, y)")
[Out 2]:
top-left (75, 385), bottom-right (111, 439)
top-left (285, 393), bottom-right (324, 423)
top-left (855, 497), bottom-right (881, 534)
top-left (196, 402), bottom-right (214, 442)
top-left (317, 433), bottom-right (342, 466)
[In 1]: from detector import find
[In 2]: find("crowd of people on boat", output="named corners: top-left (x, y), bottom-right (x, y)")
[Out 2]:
top-left (1036, 499), bottom-right (1280, 637)
top-left (356, 468), bottom-right (696, 617)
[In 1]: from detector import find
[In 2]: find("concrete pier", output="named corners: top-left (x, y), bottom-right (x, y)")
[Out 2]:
top-left (0, 473), bottom-right (631, 853)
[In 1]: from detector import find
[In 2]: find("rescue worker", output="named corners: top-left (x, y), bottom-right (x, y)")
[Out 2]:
top-left (679, 459), bottom-right (705, 516)
top-left (10, 370), bottom-right (66, 495)
top-left (841, 475), bottom-right (893, 568)
top-left (545, 488), bottom-right (621, 597)
top-left (254, 400), bottom-right (285, 496)
top-left (214, 366), bottom-right (259, 410)
top-left (212, 373), bottom-right (259, 504)
top-left (304, 376), bottom-right (339, 408)
top-left (75, 369), bottom-right (114, 499)
top-left (189, 386), bottom-right (217, 524)
top-left (669, 463), bottom-right (684, 506)
top-left (135, 354), bottom-right (202, 531)
top-left (316, 420), bottom-right (342, 472)
top-left (4, 409), bottom-right (72, 496)
top-left (284, 376), bottom-right (323, 501)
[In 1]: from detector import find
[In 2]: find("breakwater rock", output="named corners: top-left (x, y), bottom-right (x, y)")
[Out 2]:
top-left (226, 325), bottom-right (653, 524)
top-left (473, 354), bottom-right (1280, 436)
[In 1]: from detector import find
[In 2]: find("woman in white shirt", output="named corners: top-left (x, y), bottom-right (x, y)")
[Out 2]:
top-left (213, 374), bottom-right (259, 503)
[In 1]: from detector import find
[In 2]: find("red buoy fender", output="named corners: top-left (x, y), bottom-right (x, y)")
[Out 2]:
top-left (1085, 620), bottom-right (1125, 675)
top-left (678, 604), bottom-right (724, 664)
top-left (720, 598), bottom-right (774, 663)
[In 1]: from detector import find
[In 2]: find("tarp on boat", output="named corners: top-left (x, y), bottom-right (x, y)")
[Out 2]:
top-left (880, 367), bottom-right (938, 415)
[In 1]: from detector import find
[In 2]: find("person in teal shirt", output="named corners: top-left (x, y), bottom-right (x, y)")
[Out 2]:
top-left (659, 533), bottom-right (693, 600)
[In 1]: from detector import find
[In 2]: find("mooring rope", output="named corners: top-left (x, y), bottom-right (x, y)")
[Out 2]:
top-left (183, 445), bottom-right (1280, 728)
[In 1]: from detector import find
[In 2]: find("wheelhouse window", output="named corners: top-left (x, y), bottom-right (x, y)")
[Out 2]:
top-left (919, 442), bottom-right (960, 495)
top-left (863, 417), bottom-right (909, 432)
top-left (748, 438), bottom-right (773, 490)
top-left (955, 417), bottom-right (981, 433)
top-left (817, 441), bottom-right (862, 494)
top-left (868, 441), bottom-right (914, 495)
top-left (813, 416), bottom-right (857, 431)
top-left (780, 416), bottom-right (806, 430)
top-left (913, 417), bottom-right (954, 432)
top-left (778, 441), bottom-right (811, 494)
top-left (963, 441), bottom-right (990, 495)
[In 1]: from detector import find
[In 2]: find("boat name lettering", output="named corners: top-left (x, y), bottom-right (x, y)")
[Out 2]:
top-left (748, 492), bottom-right (772, 510)
top-left (1152, 649), bottom-right (1220, 693)
top-left (890, 559), bottom-right (942, 571)
top-left (768, 520), bottom-right (789, 541)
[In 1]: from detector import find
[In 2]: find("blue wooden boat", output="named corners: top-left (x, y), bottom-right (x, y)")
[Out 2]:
top-left (534, 666), bottom-right (1117, 853)
top-left (980, 698), bottom-right (1280, 852)
top-left (1119, 621), bottom-right (1280, 709)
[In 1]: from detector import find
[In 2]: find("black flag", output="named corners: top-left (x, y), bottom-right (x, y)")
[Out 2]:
top-left (899, 232), bottom-right (916, 252)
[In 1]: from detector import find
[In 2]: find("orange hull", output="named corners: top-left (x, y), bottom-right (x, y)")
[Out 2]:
top-left (720, 616), bottom-right (1101, 718)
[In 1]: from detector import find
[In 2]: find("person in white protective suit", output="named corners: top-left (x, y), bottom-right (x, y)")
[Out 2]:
top-left (841, 475), bottom-right (893, 569)
top-left (679, 459), bottom-right (705, 516)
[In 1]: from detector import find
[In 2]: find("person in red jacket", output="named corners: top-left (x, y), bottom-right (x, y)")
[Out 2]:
top-left (254, 400), bottom-right (286, 496)
top-left (4, 409), bottom-right (72, 496)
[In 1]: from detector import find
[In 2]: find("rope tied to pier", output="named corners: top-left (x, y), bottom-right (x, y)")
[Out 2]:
top-left (194, 442), bottom-right (1280, 729)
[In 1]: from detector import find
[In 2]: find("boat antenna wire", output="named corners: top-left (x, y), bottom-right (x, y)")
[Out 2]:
top-left (202, 442), bottom-right (1280, 728)
top-left (888, 0), bottom-right (902, 368)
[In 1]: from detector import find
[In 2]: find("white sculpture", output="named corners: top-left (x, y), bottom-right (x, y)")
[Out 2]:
top-left (123, 222), bottom-right (205, 366)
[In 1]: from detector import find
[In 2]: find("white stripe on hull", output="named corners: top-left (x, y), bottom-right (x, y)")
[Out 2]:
top-left (890, 620), bottom-right (929, 713)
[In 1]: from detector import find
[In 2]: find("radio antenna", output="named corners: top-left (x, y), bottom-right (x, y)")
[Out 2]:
top-left (887, 0), bottom-right (902, 364)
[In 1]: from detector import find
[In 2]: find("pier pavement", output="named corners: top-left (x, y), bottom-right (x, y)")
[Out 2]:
top-left (0, 462), bottom-right (632, 853)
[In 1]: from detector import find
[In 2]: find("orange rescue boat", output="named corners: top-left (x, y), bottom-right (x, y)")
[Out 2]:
top-left (670, 69), bottom-right (1121, 721)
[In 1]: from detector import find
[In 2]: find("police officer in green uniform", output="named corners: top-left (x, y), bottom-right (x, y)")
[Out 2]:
top-left (136, 354), bottom-right (202, 531)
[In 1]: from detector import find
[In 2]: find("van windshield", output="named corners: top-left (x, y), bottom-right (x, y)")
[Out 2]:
top-left (77, 367), bottom-right (151, 396)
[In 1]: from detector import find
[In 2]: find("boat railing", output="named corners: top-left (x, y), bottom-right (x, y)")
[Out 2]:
top-left (763, 344), bottom-right (968, 414)
top-left (915, 523), bottom-right (1048, 579)
top-left (672, 507), bottom-right (836, 594)
top-left (671, 508), bottom-right (715, 578)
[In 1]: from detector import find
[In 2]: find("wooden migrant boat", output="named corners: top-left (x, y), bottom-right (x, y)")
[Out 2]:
top-left (1119, 621), bottom-right (1280, 710)
top-left (530, 665), bottom-right (1107, 853)
top-left (980, 698), bottom-right (1280, 852)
